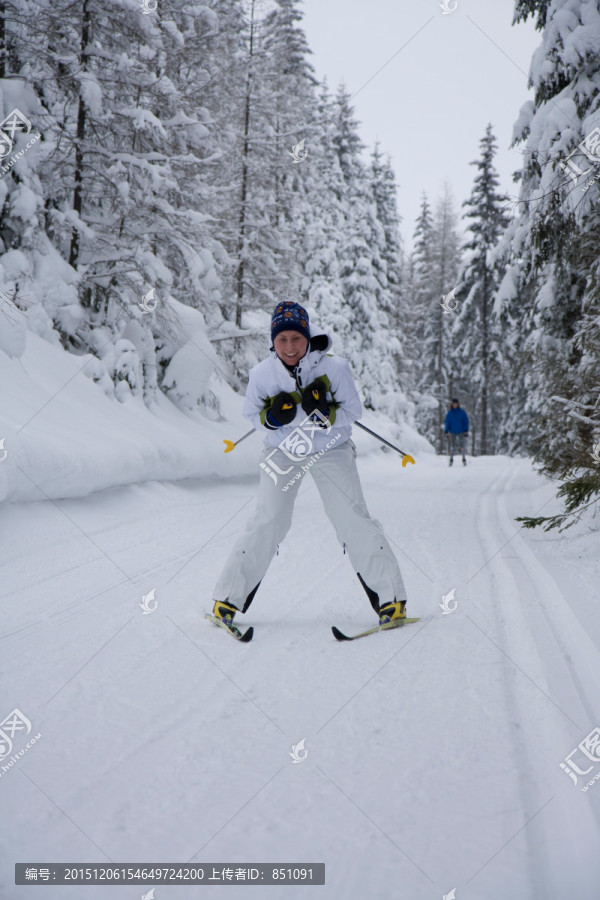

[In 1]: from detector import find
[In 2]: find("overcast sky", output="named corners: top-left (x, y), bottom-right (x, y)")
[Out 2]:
top-left (300, 0), bottom-right (540, 247)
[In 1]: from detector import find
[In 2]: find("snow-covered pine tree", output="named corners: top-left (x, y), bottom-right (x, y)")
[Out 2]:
top-left (421, 185), bottom-right (462, 452)
top-left (504, 0), bottom-right (600, 528)
top-left (370, 142), bottom-right (412, 396)
top-left (24, 0), bottom-right (229, 404)
top-left (411, 194), bottom-right (439, 443)
top-left (329, 84), bottom-right (405, 417)
top-left (261, 0), bottom-right (317, 247)
top-left (400, 248), bottom-right (418, 384)
top-left (1, 0), bottom-right (418, 433)
top-left (298, 80), bottom-right (346, 325)
top-left (202, 0), bottom-right (318, 384)
top-left (453, 125), bottom-right (510, 455)
top-left (0, 0), bottom-right (49, 363)
top-left (229, 0), bottom-right (281, 327)
top-left (433, 183), bottom-right (462, 399)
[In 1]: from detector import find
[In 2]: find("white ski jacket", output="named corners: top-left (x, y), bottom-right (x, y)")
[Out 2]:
top-left (242, 327), bottom-right (363, 453)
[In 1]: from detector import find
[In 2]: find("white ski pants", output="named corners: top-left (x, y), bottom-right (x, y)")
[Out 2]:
top-left (212, 438), bottom-right (407, 611)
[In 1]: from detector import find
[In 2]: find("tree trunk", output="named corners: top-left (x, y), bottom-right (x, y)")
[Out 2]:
top-left (0, 1), bottom-right (6, 79)
top-left (69, 0), bottom-right (90, 269)
top-left (234, 0), bottom-right (256, 328)
top-left (480, 263), bottom-right (489, 455)
top-left (436, 208), bottom-right (449, 454)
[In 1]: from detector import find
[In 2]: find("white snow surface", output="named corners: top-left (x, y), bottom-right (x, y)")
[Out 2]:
top-left (1, 395), bottom-right (600, 898)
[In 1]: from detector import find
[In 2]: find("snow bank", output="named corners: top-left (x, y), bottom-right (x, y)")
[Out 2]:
top-left (1, 327), bottom-right (428, 504)
top-left (0, 329), bottom-right (253, 503)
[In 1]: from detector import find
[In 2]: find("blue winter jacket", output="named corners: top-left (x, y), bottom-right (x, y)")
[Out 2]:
top-left (445, 407), bottom-right (469, 434)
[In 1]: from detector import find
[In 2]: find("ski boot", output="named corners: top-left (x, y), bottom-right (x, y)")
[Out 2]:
top-left (211, 599), bottom-right (238, 625)
top-left (449, 456), bottom-right (453, 466)
top-left (462, 456), bottom-right (467, 466)
top-left (378, 600), bottom-right (406, 625)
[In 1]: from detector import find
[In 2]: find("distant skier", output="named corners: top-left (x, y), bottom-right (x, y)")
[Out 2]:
top-left (210, 301), bottom-right (408, 632)
top-left (444, 398), bottom-right (469, 466)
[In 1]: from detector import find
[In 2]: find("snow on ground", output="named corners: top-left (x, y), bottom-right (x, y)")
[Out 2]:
top-left (1, 441), bottom-right (599, 900)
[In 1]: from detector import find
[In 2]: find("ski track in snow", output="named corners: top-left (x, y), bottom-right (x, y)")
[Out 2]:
top-left (1, 455), bottom-right (599, 900)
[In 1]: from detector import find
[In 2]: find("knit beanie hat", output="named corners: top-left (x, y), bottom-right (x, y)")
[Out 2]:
top-left (270, 301), bottom-right (310, 345)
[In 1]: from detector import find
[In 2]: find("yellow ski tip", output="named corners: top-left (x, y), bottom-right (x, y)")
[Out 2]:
top-left (223, 439), bottom-right (236, 453)
top-left (401, 454), bottom-right (415, 467)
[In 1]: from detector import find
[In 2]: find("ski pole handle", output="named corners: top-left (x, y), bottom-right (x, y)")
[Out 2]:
top-left (223, 427), bottom-right (256, 453)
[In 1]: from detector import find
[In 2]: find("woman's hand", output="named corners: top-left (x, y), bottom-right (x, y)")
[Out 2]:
top-left (266, 392), bottom-right (297, 427)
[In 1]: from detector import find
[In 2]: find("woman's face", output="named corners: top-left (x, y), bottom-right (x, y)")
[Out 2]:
top-left (274, 330), bottom-right (308, 366)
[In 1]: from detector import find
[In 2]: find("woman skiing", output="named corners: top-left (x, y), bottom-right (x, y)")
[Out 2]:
top-left (210, 301), bottom-right (409, 631)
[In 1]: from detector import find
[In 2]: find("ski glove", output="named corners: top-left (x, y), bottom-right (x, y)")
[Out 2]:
top-left (301, 379), bottom-right (330, 424)
top-left (266, 391), bottom-right (297, 427)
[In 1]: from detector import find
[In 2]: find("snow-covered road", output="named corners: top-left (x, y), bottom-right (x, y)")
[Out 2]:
top-left (2, 453), bottom-right (599, 899)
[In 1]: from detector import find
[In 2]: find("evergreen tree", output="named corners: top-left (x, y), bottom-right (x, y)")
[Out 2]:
top-left (370, 143), bottom-right (411, 391)
top-left (505, 0), bottom-right (600, 528)
top-left (331, 85), bottom-right (402, 415)
top-left (260, 0), bottom-right (318, 305)
top-left (24, 0), bottom-right (230, 403)
top-left (298, 81), bottom-right (346, 325)
top-left (0, 0), bottom-right (417, 437)
top-left (411, 192), bottom-right (458, 447)
top-left (410, 195), bottom-right (435, 437)
top-left (429, 185), bottom-right (462, 452)
top-left (453, 125), bottom-right (510, 455)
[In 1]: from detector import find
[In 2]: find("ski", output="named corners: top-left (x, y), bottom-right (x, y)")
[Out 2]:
top-left (332, 617), bottom-right (421, 642)
top-left (205, 614), bottom-right (254, 642)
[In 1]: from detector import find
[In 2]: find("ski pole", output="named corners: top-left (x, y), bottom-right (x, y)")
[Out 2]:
top-left (223, 428), bottom-right (255, 453)
top-left (354, 422), bottom-right (415, 466)
top-left (224, 422), bottom-right (415, 466)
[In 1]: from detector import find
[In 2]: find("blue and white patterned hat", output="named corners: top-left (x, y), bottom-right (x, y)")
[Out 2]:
top-left (270, 301), bottom-right (310, 344)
